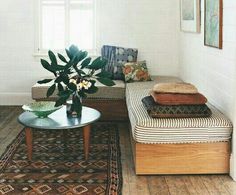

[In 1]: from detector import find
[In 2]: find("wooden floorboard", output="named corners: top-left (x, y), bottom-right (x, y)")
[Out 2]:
top-left (202, 175), bottom-right (223, 195)
top-left (147, 176), bottom-right (171, 195)
top-left (219, 175), bottom-right (236, 194)
top-left (0, 106), bottom-right (235, 195)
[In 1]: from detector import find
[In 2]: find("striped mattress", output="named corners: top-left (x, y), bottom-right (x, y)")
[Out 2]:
top-left (126, 76), bottom-right (233, 144)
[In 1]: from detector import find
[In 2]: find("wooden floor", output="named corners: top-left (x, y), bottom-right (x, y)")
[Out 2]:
top-left (1, 106), bottom-right (236, 195)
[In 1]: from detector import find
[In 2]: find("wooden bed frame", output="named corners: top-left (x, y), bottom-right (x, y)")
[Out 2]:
top-left (130, 130), bottom-right (230, 175)
top-left (83, 99), bottom-right (128, 121)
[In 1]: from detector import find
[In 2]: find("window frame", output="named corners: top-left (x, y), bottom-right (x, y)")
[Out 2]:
top-left (34, 0), bottom-right (97, 56)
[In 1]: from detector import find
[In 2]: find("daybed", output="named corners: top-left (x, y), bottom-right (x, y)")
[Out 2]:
top-left (32, 76), bottom-right (233, 175)
top-left (126, 76), bottom-right (232, 174)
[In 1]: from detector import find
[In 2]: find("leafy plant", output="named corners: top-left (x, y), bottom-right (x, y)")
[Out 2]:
top-left (37, 45), bottom-right (115, 114)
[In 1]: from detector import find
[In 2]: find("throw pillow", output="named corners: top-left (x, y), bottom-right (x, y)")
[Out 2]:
top-left (101, 45), bottom-right (138, 80)
top-left (113, 62), bottom-right (125, 80)
top-left (142, 96), bottom-right (212, 118)
top-left (153, 82), bottom-right (198, 94)
top-left (150, 91), bottom-right (207, 105)
top-left (123, 61), bottom-right (152, 82)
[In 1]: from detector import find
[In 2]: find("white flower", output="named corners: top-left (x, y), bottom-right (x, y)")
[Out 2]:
top-left (69, 79), bottom-right (77, 85)
top-left (77, 80), bottom-right (92, 91)
top-left (77, 82), bottom-right (83, 91)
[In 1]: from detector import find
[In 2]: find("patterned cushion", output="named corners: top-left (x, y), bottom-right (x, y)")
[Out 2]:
top-left (101, 45), bottom-right (138, 80)
top-left (123, 61), bottom-right (152, 83)
top-left (112, 62), bottom-right (125, 80)
top-left (142, 96), bottom-right (212, 118)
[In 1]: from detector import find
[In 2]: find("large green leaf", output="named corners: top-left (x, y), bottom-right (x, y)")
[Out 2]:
top-left (95, 71), bottom-right (112, 78)
top-left (57, 83), bottom-right (64, 92)
top-left (77, 69), bottom-right (86, 76)
top-left (40, 59), bottom-right (56, 74)
top-left (78, 91), bottom-right (87, 98)
top-left (88, 57), bottom-right (101, 69)
top-left (55, 76), bottom-right (63, 83)
top-left (66, 49), bottom-right (73, 59)
top-left (48, 52), bottom-right (65, 71)
top-left (72, 51), bottom-right (88, 65)
top-left (81, 57), bottom-right (91, 69)
top-left (64, 68), bottom-right (74, 75)
top-left (47, 84), bottom-right (56, 97)
top-left (37, 79), bottom-right (53, 84)
top-left (85, 85), bottom-right (98, 94)
top-left (88, 57), bottom-right (107, 70)
top-left (49, 63), bottom-right (66, 72)
top-left (55, 89), bottom-right (71, 106)
top-left (79, 51), bottom-right (88, 61)
top-left (67, 83), bottom-right (77, 91)
top-left (72, 55), bottom-right (81, 66)
top-left (48, 50), bottom-right (57, 65)
top-left (97, 77), bottom-right (115, 86)
top-left (58, 53), bottom-right (68, 63)
top-left (58, 89), bottom-right (72, 97)
top-left (55, 95), bottom-right (69, 107)
top-left (69, 45), bottom-right (79, 57)
top-left (64, 60), bottom-right (74, 70)
top-left (60, 74), bottom-right (69, 85)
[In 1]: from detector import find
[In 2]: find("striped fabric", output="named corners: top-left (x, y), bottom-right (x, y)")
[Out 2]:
top-left (126, 76), bottom-right (233, 144)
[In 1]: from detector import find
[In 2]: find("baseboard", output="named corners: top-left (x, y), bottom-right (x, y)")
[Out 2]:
top-left (0, 93), bottom-right (32, 105)
top-left (230, 151), bottom-right (236, 181)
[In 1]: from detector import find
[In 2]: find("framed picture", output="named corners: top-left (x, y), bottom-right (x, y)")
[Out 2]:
top-left (180, 0), bottom-right (201, 33)
top-left (204, 0), bottom-right (223, 49)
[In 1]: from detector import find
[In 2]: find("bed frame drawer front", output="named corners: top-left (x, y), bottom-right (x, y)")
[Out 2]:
top-left (134, 141), bottom-right (230, 175)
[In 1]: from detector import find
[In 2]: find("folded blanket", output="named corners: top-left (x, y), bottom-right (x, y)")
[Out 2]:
top-left (153, 82), bottom-right (198, 94)
top-left (150, 91), bottom-right (207, 105)
top-left (142, 96), bottom-right (212, 118)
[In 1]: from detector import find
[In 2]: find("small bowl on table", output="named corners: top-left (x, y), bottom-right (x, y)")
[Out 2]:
top-left (22, 101), bottom-right (63, 118)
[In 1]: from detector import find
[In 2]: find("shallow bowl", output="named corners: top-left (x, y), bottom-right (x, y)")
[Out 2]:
top-left (22, 101), bottom-right (63, 118)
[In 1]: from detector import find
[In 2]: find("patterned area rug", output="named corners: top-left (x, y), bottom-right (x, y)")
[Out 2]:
top-left (0, 123), bottom-right (122, 195)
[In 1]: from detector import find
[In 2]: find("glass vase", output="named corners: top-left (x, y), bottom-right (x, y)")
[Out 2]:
top-left (66, 94), bottom-right (82, 118)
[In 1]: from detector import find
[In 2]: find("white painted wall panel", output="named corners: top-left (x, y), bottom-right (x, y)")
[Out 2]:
top-left (179, 0), bottom-right (236, 179)
top-left (0, 0), bottom-right (180, 105)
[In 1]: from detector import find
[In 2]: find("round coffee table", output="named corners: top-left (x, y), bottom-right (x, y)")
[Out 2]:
top-left (18, 106), bottom-right (101, 161)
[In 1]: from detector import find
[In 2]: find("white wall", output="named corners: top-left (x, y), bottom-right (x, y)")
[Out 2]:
top-left (97, 0), bottom-right (180, 76)
top-left (0, 0), bottom-right (180, 105)
top-left (0, 1), bottom-right (43, 105)
top-left (179, 1), bottom-right (236, 119)
top-left (179, 0), bottom-right (236, 179)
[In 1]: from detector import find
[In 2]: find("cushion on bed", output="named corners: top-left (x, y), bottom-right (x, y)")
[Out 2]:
top-left (126, 76), bottom-right (233, 144)
top-left (153, 82), bottom-right (198, 94)
top-left (123, 61), bottom-right (152, 82)
top-left (101, 45), bottom-right (138, 80)
top-left (142, 96), bottom-right (212, 118)
top-left (150, 91), bottom-right (207, 105)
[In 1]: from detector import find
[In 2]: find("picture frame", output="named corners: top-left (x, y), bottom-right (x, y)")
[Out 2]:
top-left (204, 0), bottom-right (223, 49)
top-left (180, 0), bottom-right (201, 33)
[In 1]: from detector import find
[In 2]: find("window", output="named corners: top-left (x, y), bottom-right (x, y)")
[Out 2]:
top-left (37, 0), bottom-right (96, 54)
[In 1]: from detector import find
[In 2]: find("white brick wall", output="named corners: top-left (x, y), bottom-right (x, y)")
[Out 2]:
top-left (0, 0), bottom-right (180, 105)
